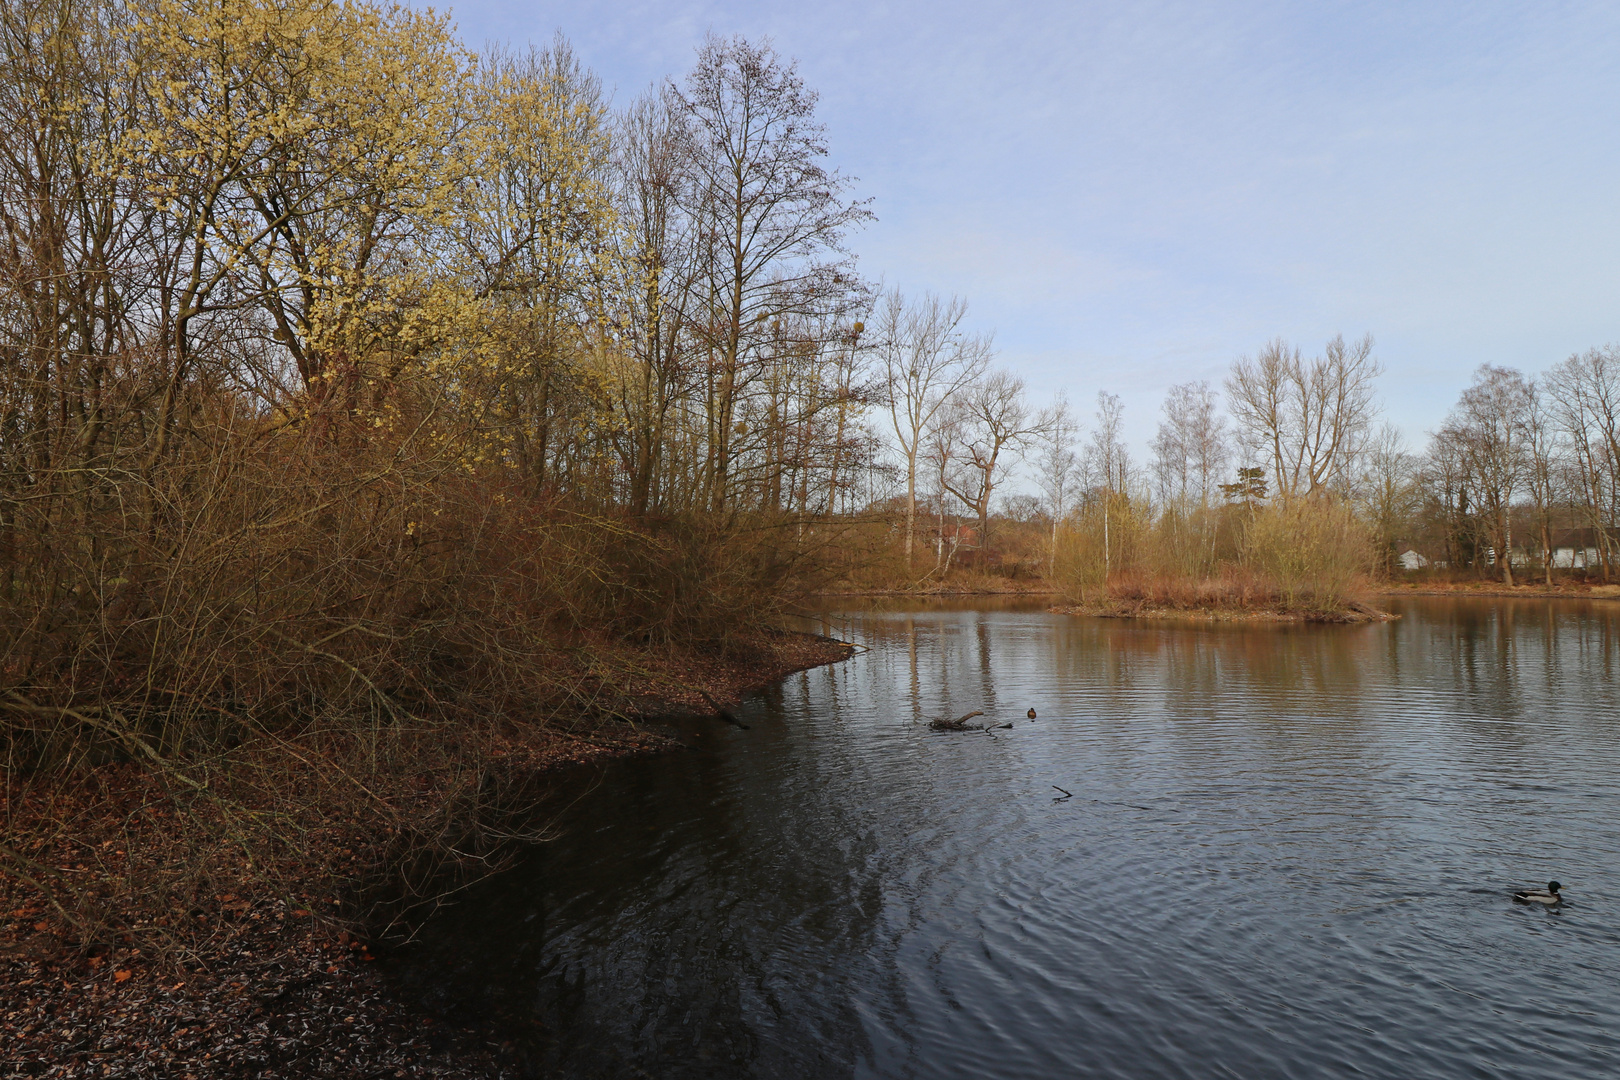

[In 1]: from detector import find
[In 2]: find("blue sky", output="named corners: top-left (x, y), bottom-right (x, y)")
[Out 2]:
top-left (430, 0), bottom-right (1620, 457)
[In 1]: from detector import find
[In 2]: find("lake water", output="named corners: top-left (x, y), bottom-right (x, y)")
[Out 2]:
top-left (400, 597), bottom-right (1620, 1079)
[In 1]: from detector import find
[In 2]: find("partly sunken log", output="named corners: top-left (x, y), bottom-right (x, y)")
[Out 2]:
top-left (929, 710), bottom-right (1015, 732)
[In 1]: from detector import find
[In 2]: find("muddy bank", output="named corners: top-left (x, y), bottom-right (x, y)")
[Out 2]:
top-left (0, 631), bottom-right (854, 1079)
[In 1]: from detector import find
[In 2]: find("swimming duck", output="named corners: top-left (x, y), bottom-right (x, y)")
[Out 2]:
top-left (1027, 708), bottom-right (1038, 720)
top-left (1512, 881), bottom-right (1563, 904)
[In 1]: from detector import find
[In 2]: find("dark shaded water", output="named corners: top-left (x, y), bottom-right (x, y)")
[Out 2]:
top-left (400, 598), bottom-right (1620, 1078)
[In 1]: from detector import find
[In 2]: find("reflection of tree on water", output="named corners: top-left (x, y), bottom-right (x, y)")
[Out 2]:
top-left (399, 725), bottom-right (885, 1078)
top-left (854, 606), bottom-right (1021, 726)
top-left (397, 599), bottom-right (1620, 1079)
top-left (1396, 597), bottom-right (1620, 743)
top-left (1047, 617), bottom-right (1377, 705)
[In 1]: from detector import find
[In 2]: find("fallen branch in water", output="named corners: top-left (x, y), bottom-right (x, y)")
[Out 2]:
top-left (928, 711), bottom-right (985, 731)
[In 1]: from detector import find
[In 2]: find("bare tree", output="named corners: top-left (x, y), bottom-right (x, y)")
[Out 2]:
top-left (671, 34), bottom-right (873, 512)
top-left (940, 369), bottom-right (1041, 557)
top-left (1544, 346), bottom-right (1620, 580)
top-left (1085, 391), bottom-right (1131, 494)
top-left (1084, 392), bottom-right (1132, 576)
top-left (875, 289), bottom-right (992, 569)
top-left (1440, 365), bottom-right (1532, 585)
top-left (1418, 425), bottom-right (1475, 573)
top-left (1521, 381), bottom-right (1565, 586)
top-left (822, 317), bottom-right (873, 516)
top-left (736, 307), bottom-right (878, 517)
top-left (1360, 424), bottom-right (1422, 576)
top-left (1034, 394), bottom-right (1081, 576)
top-left (606, 88), bottom-right (700, 514)
top-left (1151, 380), bottom-right (1229, 509)
top-left (922, 407), bottom-right (963, 574)
top-left (1227, 334), bottom-right (1382, 502)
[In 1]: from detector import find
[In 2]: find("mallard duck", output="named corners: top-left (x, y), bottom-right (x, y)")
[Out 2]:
top-left (1027, 708), bottom-right (1037, 720)
top-left (1513, 881), bottom-right (1563, 904)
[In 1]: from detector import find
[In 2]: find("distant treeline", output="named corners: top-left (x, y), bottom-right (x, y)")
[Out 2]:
top-left (1030, 339), bottom-right (1620, 605)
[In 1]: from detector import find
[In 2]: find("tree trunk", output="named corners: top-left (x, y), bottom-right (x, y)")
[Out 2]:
top-left (905, 470), bottom-right (916, 572)
top-left (1542, 519), bottom-right (1552, 587)
top-left (1500, 511), bottom-right (1514, 586)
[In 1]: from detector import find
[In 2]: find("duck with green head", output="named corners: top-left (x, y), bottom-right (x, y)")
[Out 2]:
top-left (1513, 881), bottom-right (1563, 905)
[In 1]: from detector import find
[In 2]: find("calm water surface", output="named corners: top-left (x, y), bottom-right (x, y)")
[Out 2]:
top-left (402, 598), bottom-right (1620, 1078)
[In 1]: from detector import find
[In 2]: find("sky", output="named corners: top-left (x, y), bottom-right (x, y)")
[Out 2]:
top-left (423, 0), bottom-right (1620, 459)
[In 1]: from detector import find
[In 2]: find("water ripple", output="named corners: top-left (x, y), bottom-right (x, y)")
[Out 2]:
top-left (399, 598), bottom-right (1620, 1079)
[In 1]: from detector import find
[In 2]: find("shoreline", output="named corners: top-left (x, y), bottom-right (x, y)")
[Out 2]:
top-left (0, 630), bottom-right (855, 1079)
top-left (827, 579), bottom-right (1620, 610)
top-left (1376, 582), bottom-right (1620, 600)
top-left (1050, 600), bottom-right (1397, 624)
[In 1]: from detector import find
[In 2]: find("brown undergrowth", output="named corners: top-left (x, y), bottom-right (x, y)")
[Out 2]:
top-left (0, 390), bottom-right (857, 1074)
top-left (1, 629), bottom-right (853, 1078)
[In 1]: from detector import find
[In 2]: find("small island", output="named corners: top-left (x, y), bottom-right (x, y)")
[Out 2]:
top-left (1052, 597), bottom-right (1396, 624)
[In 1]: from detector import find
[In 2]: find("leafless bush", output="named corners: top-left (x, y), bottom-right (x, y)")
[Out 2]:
top-left (1052, 494), bottom-right (1370, 614)
top-left (0, 377), bottom-right (817, 951)
top-left (1242, 499), bottom-right (1372, 611)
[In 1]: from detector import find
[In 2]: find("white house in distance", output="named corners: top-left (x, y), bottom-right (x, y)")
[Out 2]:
top-left (1398, 549), bottom-right (1429, 571)
top-left (1393, 532), bottom-right (1610, 573)
top-left (1549, 528), bottom-right (1603, 570)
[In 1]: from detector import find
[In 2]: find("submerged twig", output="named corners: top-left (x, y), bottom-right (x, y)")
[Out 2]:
top-left (696, 688), bottom-right (750, 730)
